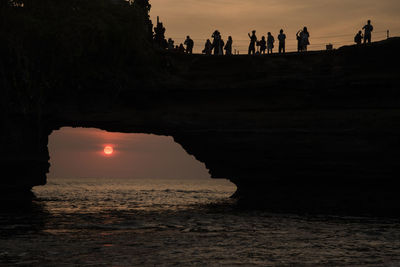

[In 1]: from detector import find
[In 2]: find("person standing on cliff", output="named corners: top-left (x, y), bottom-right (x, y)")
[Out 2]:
top-left (300, 27), bottom-right (310, 51)
top-left (278, 29), bottom-right (286, 54)
top-left (178, 43), bottom-right (185, 53)
top-left (363, 20), bottom-right (373, 44)
top-left (259, 36), bottom-right (267, 54)
top-left (296, 30), bottom-right (302, 52)
top-left (248, 30), bottom-right (257, 55)
top-left (184, 36), bottom-right (194, 54)
top-left (212, 30), bottom-right (224, 55)
top-left (225, 36), bottom-right (233, 55)
top-left (203, 39), bottom-right (213, 55)
top-left (267, 32), bottom-right (275, 54)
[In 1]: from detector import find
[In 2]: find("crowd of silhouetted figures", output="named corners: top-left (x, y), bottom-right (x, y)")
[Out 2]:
top-left (154, 18), bottom-right (374, 55)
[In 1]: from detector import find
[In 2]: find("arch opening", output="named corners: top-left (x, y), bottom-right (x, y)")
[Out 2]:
top-left (46, 127), bottom-right (215, 181)
top-left (33, 127), bottom-right (236, 211)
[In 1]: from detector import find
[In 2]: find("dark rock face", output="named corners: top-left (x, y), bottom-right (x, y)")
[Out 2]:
top-left (1, 105), bottom-right (49, 193)
top-left (2, 38), bottom-right (400, 215)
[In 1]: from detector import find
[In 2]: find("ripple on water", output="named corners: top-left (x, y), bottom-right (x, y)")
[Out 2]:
top-left (1, 178), bottom-right (399, 266)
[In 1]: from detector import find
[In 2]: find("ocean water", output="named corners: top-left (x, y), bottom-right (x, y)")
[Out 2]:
top-left (1, 177), bottom-right (400, 266)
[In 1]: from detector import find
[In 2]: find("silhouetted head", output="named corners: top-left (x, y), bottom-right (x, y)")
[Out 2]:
top-left (187, 36), bottom-right (190, 39)
top-left (368, 20), bottom-right (371, 24)
top-left (359, 30), bottom-right (362, 34)
top-left (303, 26), bottom-right (308, 33)
top-left (280, 29), bottom-right (284, 33)
top-left (228, 36), bottom-right (232, 40)
top-left (262, 36), bottom-right (265, 40)
top-left (268, 32), bottom-right (271, 35)
top-left (252, 30), bottom-right (256, 33)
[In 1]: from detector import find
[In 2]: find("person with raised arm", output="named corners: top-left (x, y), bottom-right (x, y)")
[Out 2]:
top-left (248, 30), bottom-right (257, 55)
top-left (296, 30), bottom-right (302, 52)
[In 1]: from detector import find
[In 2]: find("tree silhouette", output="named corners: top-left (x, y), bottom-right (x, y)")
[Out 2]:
top-left (0, 0), bottom-right (158, 115)
top-left (133, 0), bottom-right (153, 41)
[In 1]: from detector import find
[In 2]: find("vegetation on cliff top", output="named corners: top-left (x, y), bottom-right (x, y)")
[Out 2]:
top-left (0, 0), bottom-right (157, 116)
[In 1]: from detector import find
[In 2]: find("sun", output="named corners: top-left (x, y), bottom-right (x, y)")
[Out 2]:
top-left (103, 146), bottom-right (114, 155)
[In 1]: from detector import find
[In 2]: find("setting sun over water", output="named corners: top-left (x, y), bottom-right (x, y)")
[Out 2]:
top-left (103, 145), bottom-right (114, 155)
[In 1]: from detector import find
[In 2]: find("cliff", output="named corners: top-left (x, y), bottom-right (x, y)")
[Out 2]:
top-left (2, 37), bottom-right (400, 215)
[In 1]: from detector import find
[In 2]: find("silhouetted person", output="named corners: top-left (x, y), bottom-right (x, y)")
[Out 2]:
top-left (296, 30), bottom-right (302, 52)
top-left (278, 29), bottom-right (286, 54)
top-left (248, 30), bottom-right (257, 55)
top-left (354, 31), bottom-right (363, 45)
top-left (267, 32), bottom-right (275, 54)
top-left (300, 27), bottom-right (310, 51)
top-left (184, 36), bottom-right (194, 54)
top-left (259, 36), bottom-right (266, 54)
top-left (178, 43), bottom-right (185, 53)
top-left (212, 30), bottom-right (224, 55)
top-left (203, 39), bottom-right (213, 55)
top-left (167, 38), bottom-right (175, 51)
top-left (225, 36), bottom-right (233, 55)
top-left (363, 20), bottom-right (373, 44)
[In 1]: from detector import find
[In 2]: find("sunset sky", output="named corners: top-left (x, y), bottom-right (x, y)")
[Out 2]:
top-left (150, 0), bottom-right (400, 52)
top-left (48, 128), bottom-right (211, 180)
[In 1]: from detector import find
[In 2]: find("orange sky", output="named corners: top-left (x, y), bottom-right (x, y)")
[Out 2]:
top-left (48, 128), bottom-right (211, 180)
top-left (150, 0), bottom-right (400, 52)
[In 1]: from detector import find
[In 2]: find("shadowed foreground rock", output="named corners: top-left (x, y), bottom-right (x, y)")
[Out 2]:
top-left (2, 38), bottom-right (400, 216)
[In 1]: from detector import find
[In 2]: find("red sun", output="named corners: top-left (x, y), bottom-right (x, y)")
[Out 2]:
top-left (103, 146), bottom-right (114, 155)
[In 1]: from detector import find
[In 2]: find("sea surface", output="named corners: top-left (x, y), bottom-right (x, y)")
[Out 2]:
top-left (1, 177), bottom-right (400, 266)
